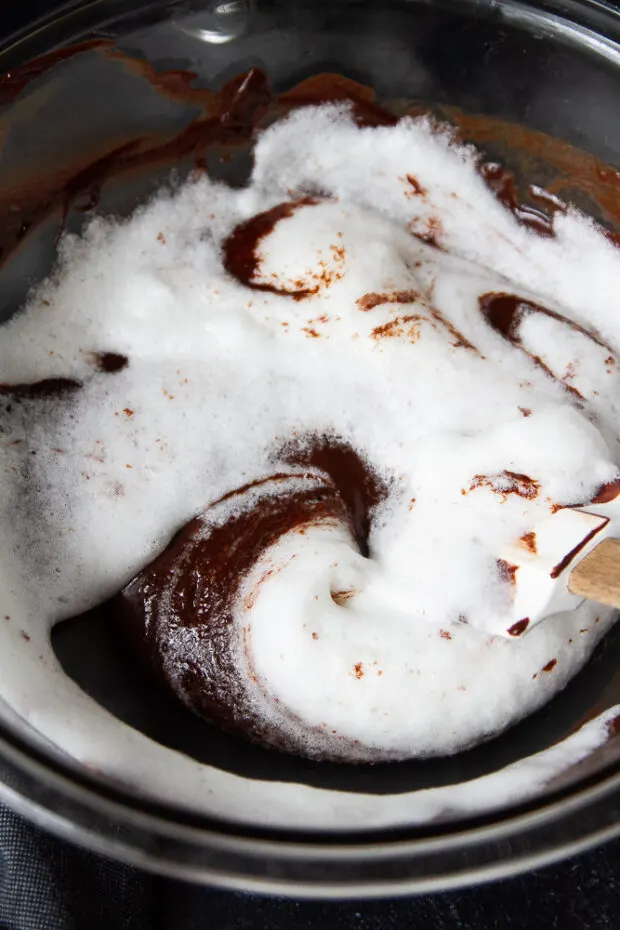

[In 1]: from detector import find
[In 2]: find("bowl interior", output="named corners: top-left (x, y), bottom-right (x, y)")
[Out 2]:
top-left (1, 0), bottom-right (620, 835)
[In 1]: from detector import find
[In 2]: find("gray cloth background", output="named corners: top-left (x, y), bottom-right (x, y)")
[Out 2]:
top-left (0, 802), bottom-right (618, 930)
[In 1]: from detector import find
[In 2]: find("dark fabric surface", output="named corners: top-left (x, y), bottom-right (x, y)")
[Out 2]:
top-left (0, 801), bottom-right (618, 930)
top-left (1, 1), bottom-right (620, 927)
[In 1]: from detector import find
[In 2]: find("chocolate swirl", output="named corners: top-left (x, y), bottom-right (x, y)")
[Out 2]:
top-left (118, 463), bottom-right (388, 761)
top-left (479, 292), bottom-right (615, 399)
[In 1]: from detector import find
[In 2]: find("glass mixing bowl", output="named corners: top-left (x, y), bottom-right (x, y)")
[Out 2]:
top-left (2, 0), bottom-right (620, 897)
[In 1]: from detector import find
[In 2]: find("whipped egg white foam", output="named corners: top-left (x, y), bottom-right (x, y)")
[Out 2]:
top-left (0, 104), bottom-right (619, 810)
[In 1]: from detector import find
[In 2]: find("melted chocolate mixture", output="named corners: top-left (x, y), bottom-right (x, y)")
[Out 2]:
top-left (117, 471), bottom-right (377, 760)
top-left (479, 293), bottom-right (610, 349)
top-left (116, 437), bottom-right (387, 757)
top-left (551, 518), bottom-right (610, 579)
top-left (281, 438), bottom-right (389, 556)
top-left (479, 292), bottom-right (615, 400)
top-left (479, 162), bottom-right (555, 237)
top-left (93, 352), bottom-right (129, 374)
top-left (0, 378), bottom-right (82, 398)
top-left (5, 45), bottom-right (619, 275)
top-left (3, 43), bottom-right (620, 760)
top-left (222, 197), bottom-right (322, 298)
top-left (0, 62), bottom-right (273, 267)
top-left (0, 39), bottom-right (110, 104)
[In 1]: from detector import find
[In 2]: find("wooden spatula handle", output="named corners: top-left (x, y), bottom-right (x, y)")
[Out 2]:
top-left (568, 537), bottom-right (620, 609)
